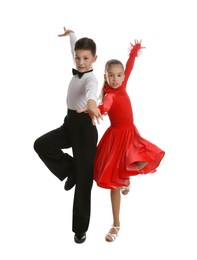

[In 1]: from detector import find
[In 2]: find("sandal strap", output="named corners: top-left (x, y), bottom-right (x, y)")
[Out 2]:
top-left (111, 226), bottom-right (120, 233)
top-left (121, 184), bottom-right (130, 191)
top-left (106, 232), bottom-right (118, 241)
top-left (105, 226), bottom-right (120, 242)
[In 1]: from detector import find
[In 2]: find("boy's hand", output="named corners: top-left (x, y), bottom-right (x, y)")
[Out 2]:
top-left (77, 106), bottom-right (103, 125)
top-left (58, 27), bottom-right (74, 37)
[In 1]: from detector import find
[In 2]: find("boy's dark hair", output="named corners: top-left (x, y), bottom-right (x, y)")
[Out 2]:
top-left (74, 37), bottom-right (96, 56)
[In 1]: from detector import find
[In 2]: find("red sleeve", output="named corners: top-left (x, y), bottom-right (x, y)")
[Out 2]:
top-left (123, 43), bottom-right (142, 87)
top-left (98, 94), bottom-right (113, 115)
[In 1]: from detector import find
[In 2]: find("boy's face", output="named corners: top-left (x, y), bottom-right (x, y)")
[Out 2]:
top-left (74, 49), bottom-right (97, 72)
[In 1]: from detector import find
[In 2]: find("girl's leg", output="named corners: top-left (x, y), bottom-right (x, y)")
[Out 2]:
top-left (135, 161), bottom-right (148, 170)
top-left (105, 188), bottom-right (121, 242)
top-left (111, 187), bottom-right (121, 227)
top-left (121, 162), bottom-right (148, 196)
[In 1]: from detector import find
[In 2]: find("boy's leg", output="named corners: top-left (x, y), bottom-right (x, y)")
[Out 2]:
top-left (34, 116), bottom-right (73, 181)
top-left (67, 111), bottom-right (98, 234)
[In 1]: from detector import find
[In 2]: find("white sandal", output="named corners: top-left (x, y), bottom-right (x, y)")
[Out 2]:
top-left (105, 226), bottom-right (120, 242)
top-left (121, 183), bottom-right (130, 195)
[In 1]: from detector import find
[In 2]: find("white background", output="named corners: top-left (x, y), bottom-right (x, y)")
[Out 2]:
top-left (0, 0), bottom-right (196, 259)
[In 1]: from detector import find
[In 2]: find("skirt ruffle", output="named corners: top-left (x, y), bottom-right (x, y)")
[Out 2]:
top-left (93, 125), bottom-right (165, 189)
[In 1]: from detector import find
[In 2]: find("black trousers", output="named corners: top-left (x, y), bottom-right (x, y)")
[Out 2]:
top-left (34, 109), bottom-right (98, 233)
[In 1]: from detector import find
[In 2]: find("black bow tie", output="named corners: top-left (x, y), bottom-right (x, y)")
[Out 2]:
top-left (72, 68), bottom-right (93, 78)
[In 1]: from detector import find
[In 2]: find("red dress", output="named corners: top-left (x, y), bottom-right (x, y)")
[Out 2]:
top-left (94, 43), bottom-right (165, 189)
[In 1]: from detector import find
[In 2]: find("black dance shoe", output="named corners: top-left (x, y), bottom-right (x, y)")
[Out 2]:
top-left (64, 173), bottom-right (75, 191)
top-left (74, 232), bottom-right (86, 244)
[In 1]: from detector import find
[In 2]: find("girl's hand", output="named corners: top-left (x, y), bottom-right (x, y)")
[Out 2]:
top-left (58, 27), bottom-right (74, 37)
top-left (130, 40), bottom-right (145, 56)
top-left (77, 106), bottom-right (103, 125)
top-left (131, 39), bottom-right (145, 49)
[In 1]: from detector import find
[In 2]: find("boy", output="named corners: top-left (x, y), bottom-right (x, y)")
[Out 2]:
top-left (34, 27), bottom-right (102, 243)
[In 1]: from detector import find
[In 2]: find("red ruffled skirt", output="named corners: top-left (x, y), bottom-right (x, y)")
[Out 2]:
top-left (94, 124), bottom-right (165, 189)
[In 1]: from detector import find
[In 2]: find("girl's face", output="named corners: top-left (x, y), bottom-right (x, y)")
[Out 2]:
top-left (74, 49), bottom-right (97, 72)
top-left (105, 64), bottom-right (125, 89)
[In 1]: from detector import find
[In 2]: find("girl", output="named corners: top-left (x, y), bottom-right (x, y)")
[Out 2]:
top-left (94, 40), bottom-right (165, 242)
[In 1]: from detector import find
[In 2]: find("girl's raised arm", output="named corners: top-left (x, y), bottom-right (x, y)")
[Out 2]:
top-left (123, 40), bottom-right (145, 87)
